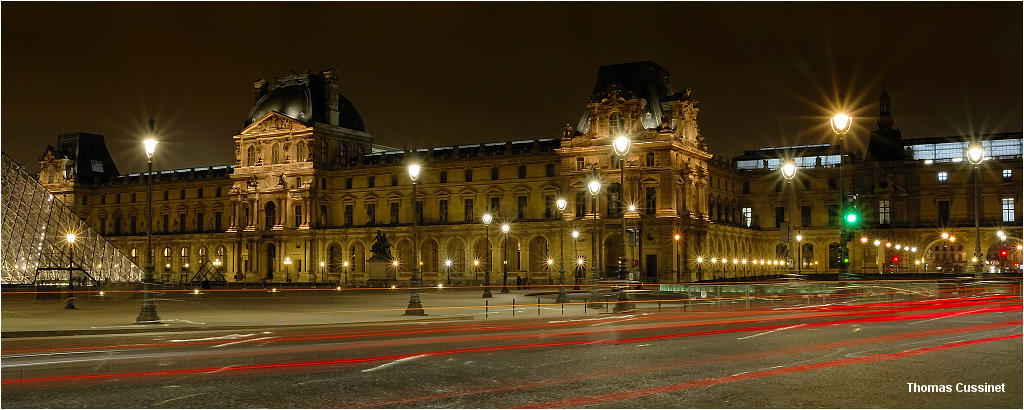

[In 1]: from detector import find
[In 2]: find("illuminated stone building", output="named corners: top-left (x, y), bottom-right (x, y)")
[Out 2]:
top-left (30, 62), bottom-right (1022, 286)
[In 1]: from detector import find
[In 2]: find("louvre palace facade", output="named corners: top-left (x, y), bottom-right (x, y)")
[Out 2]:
top-left (30, 61), bottom-right (1023, 286)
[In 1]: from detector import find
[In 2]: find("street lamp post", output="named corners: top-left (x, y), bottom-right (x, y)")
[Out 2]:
top-left (137, 128), bottom-right (160, 324)
top-left (500, 223), bottom-right (510, 293)
top-left (283, 257), bottom-right (292, 282)
top-left (404, 163), bottom-right (426, 316)
top-left (588, 177), bottom-right (602, 306)
top-left (555, 198), bottom-right (570, 303)
top-left (967, 144), bottom-right (985, 273)
top-left (571, 230), bottom-right (581, 290)
top-left (65, 233), bottom-right (76, 309)
top-left (444, 259), bottom-right (453, 287)
top-left (482, 213), bottom-right (493, 298)
top-left (795, 234), bottom-right (803, 277)
top-left (612, 136), bottom-right (631, 280)
top-left (830, 113), bottom-right (853, 275)
top-left (782, 160), bottom-right (797, 276)
top-left (673, 234), bottom-right (681, 282)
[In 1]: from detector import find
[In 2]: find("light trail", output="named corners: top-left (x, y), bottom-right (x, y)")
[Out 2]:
top-left (3, 295), bottom-right (1017, 356)
top-left (347, 319), bottom-right (1022, 408)
top-left (516, 333), bottom-right (1022, 409)
top-left (3, 304), bottom-right (1018, 385)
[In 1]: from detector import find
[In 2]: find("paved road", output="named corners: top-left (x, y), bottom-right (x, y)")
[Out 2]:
top-left (2, 283), bottom-right (1021, 408)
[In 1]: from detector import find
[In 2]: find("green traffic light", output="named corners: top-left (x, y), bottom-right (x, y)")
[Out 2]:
top-left (845, 213), bottom-right (857, 223)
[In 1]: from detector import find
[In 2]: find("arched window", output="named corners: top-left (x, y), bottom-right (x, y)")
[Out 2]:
top-left (609, 112), bottom-right (624, 135)
top-left (296, 141), bottom-right (305, 162)
top-left (246, 145), bottom-right (256, 166)
top-left (265, 202), bottom-right (276, 229)
top-left (271, 143), bottom-right (281, 164)
top-left (198, 246), bottom-right (208, 263)
top-left (216, 245), bottom-right (226, 265)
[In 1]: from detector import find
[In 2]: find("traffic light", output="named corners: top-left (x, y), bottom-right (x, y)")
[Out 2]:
top-left (842, 195), bottom-right (861, 228)
top-left (1000, 249), bottom-right (1008, 258)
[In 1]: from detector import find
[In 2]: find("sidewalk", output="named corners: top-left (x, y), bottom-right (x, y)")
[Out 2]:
top-left (1, 286), bottom-right (639, 338)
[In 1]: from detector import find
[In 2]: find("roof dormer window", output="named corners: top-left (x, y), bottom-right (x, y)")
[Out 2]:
top-left (609, 112), bottom-right (624, 136)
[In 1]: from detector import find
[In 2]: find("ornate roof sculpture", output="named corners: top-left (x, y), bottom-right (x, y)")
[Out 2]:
top-left (575, 61), bottom-right (695, 136)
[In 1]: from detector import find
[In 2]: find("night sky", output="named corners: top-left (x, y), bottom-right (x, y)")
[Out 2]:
top-left (2, 2), bottom-right (1020, 174)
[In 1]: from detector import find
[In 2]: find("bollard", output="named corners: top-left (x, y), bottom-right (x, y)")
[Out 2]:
top-left (485, 299), bottom-right (488, 318)
top-left (584, 298), bottom-right (588, 313)
top-left (537, 297), bottom-right (541, 316)
top-left (512, 299), bottom-right (516, 317)
top-left (561, 303), bottom-right (564, 315)
top-left (658, 300), bottom-right (661, 312)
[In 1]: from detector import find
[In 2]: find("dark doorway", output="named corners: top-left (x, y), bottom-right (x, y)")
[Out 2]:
top-left (645, 254), bottom-right (658, 282)
top-left (265, 202), bottom-right (276, 229)
top-left (266, 243), bottom-right (276, 279)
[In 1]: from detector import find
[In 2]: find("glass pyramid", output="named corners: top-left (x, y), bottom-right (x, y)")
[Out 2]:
top-left (2, 153), bottom-right (143, 284)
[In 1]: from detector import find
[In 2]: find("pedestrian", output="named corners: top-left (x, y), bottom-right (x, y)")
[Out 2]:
top-left (516, 275), bottom-right (522, 289)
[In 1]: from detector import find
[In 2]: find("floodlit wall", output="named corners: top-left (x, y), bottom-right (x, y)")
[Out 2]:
top-left (2, 153), bottom-right (143, 284)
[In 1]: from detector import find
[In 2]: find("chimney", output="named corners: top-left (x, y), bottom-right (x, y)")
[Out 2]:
top-left (253, 79), bottom-right (268, 102)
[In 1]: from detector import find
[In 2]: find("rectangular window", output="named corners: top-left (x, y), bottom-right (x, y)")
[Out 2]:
top-left (163, 190), bottom-right (169, 201)
top-left (576, 157), bottom-right (585, 171)
top-left (368, 176), bottom-right (375, 188)
top-left (546, 163), bottom-right (555, 177)
top-left (366, 204), bottom-right (376, 225)
top-left (517, 196), bottom-right (528, 219)
top-left (464, 199), bottom-right (474, 222)
top-left (163, 214), bottom-right (170, 233)
top-left (129, 215), bottom-right (137, 234)
top-left (878, 200), bottom-right (891, 225)
top-left (801, 205), bottom-right (811, 227)
top-left (101, 195), bottom-right (106, 205)
top-left (82, 195), bottom-right (88, 205)
top-left (645, 152), bottom-right (655, 167)
top-left (491, 167), bottom-right (499, 180)
top-left (130, 192), bottom-right (136, 202)
top-left (576, 191), bottom-right (587, 218)
top-left (775, 206), bottom-right (785, 228)
top-left (390, 202), bottom-right (399, 225)
top-left (742, 207), bottom-right (752, 227)
top-left (490, 197), bottom-right (501, 215)
top-left (391, 174), bottom-right (398, 186)
top-left (518, 165), bottom-right (526, 179)
top-left (439, 200), bottom-right (448, 224)
top-left (180, 189), bottom-right (185, 199)
top-left (345, 178), bottom-right (353, 189)
top-left (440, 171), bottom-right (447, 184)
top-left (114, 215), bottom-right (122, 235)
top-left (828, 178), bottom-right (837, 190)
top-left (179, 213), bottom-right (186, 232)
top-left (415, 201), bottom-right (423, 223)
top-left (197, 188), bottom-right (203, 199)
top-left (197, 212), bottom-right (204, 232)
top-left (742, 182), bottom-right (750, 194)
top-left (99, 217), bottom-right (106, 235)
top-left (465, 169), bottom-right (473, 182)
top-left (214, 212), bottom-right (222, 231)
top-left (1003, 169), bottom-right (1013, 181)
top-left (116, 193), bottom-right (121, 203)
top-left (216, 187), bottom-right (222, 197)
top-left (828, 204), bottom-right (838, 227)
top-left (938, 200), bottom-right (950, 226)
top-left (801, 179), bottom-right (810, 190)
top-left (319, 205), bottom-right (328, 226)
top-left (645, 187), bottom-right (656, 215)
top-left (294, 205), bottom-right (302, 227)
top-left (544, 195), bottom-right (555, 219)
top-left (937, 171), bottom-right (948, 183)
top-left (344, 205), bottom-right (354, 226)
top-left (1002, 198), bottom-right (1015, 222)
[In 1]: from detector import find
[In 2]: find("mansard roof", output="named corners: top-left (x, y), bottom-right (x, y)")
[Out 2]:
top-left (246, 70), bottom-right (365, 132)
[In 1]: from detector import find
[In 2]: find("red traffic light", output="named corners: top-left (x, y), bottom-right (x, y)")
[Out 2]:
top-left (892, 256), bottom-right (900, 263)
top-left (1000, 249), bottom-right (1008, 257)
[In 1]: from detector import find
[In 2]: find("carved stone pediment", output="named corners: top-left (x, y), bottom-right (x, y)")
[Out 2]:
top-left (240, 112), bottom-right (308, 135)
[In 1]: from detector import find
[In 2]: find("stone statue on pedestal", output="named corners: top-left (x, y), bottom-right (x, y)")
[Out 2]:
top-left (369, 230), bottom-right (392, 261)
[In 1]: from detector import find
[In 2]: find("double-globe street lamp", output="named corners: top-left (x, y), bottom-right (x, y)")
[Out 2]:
top-left (481, 213), bottom-right (494, 298)
top-left (555, 198), bottom-right (570, 303)
top-left (966, 144), bottom-right (985, 273)
top-left (404, 163), bottom-right (426, 316)
top-left (830, 113), bottom-right (853, 275)
top-left (137, 126), bottom-right (161, 324)
top-left (612, 136), bottom-right (631, 280)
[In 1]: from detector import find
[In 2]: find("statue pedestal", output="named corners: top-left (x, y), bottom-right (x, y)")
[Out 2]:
top-left (366, 259), bottom-right (396, 288)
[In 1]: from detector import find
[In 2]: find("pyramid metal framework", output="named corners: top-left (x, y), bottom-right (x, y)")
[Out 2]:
top-left (1, 153), bottom-right (143, 284)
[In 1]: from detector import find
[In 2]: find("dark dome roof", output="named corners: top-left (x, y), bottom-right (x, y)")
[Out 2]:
top-left (248, 85), bottom-right (313, 124)
top-left (245, 81), bottom-right (365, 131)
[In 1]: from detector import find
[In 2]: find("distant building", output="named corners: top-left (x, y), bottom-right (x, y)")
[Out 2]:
top-left (32, 63), bottom-right (1023, 285)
